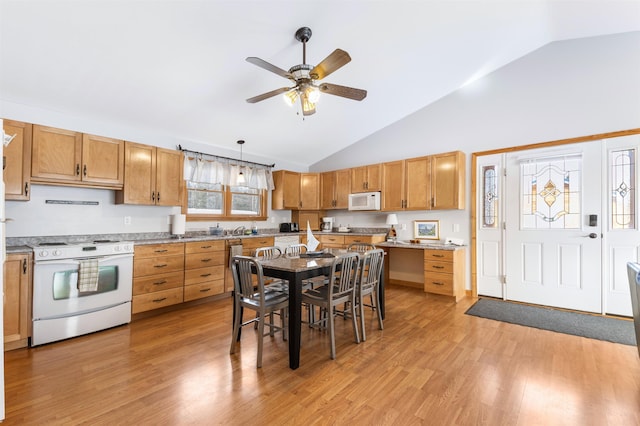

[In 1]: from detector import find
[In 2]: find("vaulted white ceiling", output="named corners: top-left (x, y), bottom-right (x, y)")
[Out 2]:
top-left (2, 1), bottom-right (639, 168)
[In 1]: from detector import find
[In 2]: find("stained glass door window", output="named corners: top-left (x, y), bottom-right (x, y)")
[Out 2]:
top-left (520, 155), bottom-right (582, 229)
top-left (610, 148), bottom-right (636, 229)
top-left (482, 165), bottom-right (499, 228)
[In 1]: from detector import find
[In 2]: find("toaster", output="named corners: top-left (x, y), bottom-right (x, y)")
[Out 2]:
top-left (279, 222), bottom-right (299, 232)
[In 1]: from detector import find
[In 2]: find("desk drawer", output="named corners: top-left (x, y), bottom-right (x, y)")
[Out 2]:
top-left (424, 260), bottom-right (454, 274)
top-left (424, 249), bottom-right (454, 262)
top-left (424, 273), bottom-right (454, 295)
top-left (132, 287), bottom-right (183, 313)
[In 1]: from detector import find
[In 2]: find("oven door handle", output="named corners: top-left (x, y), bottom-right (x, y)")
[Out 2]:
top-left (34, 253), bottom-right (133, 266)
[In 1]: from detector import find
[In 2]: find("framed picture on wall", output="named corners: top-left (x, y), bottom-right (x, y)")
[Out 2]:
top-left (414, 220), bottom-right (440, 240)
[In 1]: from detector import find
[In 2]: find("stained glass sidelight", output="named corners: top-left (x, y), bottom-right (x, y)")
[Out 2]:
top-left (482, 165), bottom-right (499, 228)
top-left (521, 155), bottom-right (581, 229)
top-left (610, 148), bottom-right (636, 229)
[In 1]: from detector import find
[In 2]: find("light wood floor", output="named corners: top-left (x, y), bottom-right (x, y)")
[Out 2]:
top-left (4, 286), bottom-right (640, 425)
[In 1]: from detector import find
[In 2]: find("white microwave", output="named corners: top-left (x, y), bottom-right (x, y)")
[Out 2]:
top-left (348, 191), bottom-right (381, 211)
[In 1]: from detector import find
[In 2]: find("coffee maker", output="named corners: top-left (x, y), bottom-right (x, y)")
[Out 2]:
top-left (321, 217), bottom-right (334, 232)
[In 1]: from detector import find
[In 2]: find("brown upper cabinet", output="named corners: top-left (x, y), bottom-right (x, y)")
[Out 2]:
top-left (321, 169), bottom-right (351, 210)
top-left (380, 151), bottom-right (465, 211)
top-left (431, 151), bottom-right (465, 210)
top-left (115, 141), bottom-right (183, 206)
top-left (272, 170), bottom-right (320, 210)
top-left (31, 125), bottom-right (124, 188)
top-left (350, 164), bottom-right (381, 193)
top-left (3, 120), bottom-right (32, 201)
top-left (382, 156), bottom-right (431, 211)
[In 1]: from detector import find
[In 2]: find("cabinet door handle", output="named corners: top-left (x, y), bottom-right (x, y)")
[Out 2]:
top-left (432, 265), bottom-right (445, 269)
top-left (153, 297), bottom-right (167, 303)
top-left (152, 192), bottom-right (156, 202)
top-left (83, 164), bottom-right (87, 177)
top-left (199, 288), bottom-right (211, 293)
top-left (154, 249), bottom-right (168, 253)
top-left (431, 281), bottom-right (445, 286)
top-left (200, 258), bottom-right (212, 263)
top-left (153, 280), bottom-right (167, 285)
top-left (157, 192), bottom-right (160, 202)
top-left (201, 245), bottom-right (212, 249)
top-left (431, 254), bottom-right (445, 258)
top-left (200, 273), bottom-right (212, 277)
top-left (25, 182), bottom-right (29, 196)
top-left (154, 263), bottom-right (168, 268)
top-left (76, 164), bottom-right (80, 175)
top-left (22, 258), bottom-right (27, 274)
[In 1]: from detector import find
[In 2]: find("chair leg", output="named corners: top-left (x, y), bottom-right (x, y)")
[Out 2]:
top-left (351, 297), bottom-right (360, 344)
top-left (230, 300), bottom-right (242, 354)
top-left (359, 293), bottom-right (367, 342)
top-left (328, 306), bottom-right (336, 360)
top-left (374, 289), bottom-right (384, 331)
top-left (257, 311), bottom-right (265, 368)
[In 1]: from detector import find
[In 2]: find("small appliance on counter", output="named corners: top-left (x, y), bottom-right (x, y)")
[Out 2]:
top-left (279, 222), bottom-right (299, 232)
top-left (321, 217), bottom-right (334, 232)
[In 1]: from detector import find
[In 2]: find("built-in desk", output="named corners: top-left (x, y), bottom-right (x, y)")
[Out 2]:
top-left (378, 242), bottom-right (467, 302)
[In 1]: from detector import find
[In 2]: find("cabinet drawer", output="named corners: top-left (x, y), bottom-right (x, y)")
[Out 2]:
top-left (185, 240), bottom-right (225, 254)
top-left (133, 271), bottom-right (184, 295)
top-left (134, 254), bottom-right (184, 277)
top-left (184, 266), bottom-right (224, 286)
top-left (242, 237), bottom-right (275, 250)
top-left (184, 280), bottom-right (225, 301)
top-left (132, 287), bottom-right (183, 314)
top-left (423, 249), bottom-right (454, 262)
top-left (343, 235), bottom-right (373, 245)
top-left (318, 235), bottom-right (345, 244)
top-left (424, 260), bottom-right (454, 274)
top-left (424, 273), bottom-right (454, 295)
top-left (185, 251), bottom-right (225, 269)
top-left (135, 243), bottom-right (184, 258)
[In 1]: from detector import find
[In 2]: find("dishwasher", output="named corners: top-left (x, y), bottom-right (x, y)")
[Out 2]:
top-left (274, 235), bottom-right (300, 252)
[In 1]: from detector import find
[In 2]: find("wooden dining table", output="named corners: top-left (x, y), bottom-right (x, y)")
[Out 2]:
top-left (254, 249), bottom-right (385, 370)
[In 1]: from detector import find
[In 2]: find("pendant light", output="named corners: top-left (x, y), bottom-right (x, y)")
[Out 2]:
top-left (237, 140), bottom-right (245, 184)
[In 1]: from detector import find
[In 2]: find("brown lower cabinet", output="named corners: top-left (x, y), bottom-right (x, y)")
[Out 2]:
top-left (3, 252), bottom-right (32, 350)
top-left (184, 241), bottom-right (225, 301)
top-left (132, 243), bottom-right (185, 314)
top-left (302, 234), bottom-right (386, 249)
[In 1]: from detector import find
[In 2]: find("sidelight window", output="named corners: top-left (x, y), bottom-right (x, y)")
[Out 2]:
top-left (610, 148), bottom-right (636, 229)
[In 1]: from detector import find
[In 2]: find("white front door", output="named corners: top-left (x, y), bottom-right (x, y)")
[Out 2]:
top-left (504, 141), bottom-right (603, 313)
top-left (604, 135), bottom-right (639, 316)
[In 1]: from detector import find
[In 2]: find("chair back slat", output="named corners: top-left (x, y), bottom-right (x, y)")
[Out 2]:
top-left (332, 252), bottom-right (360, 297)
top-left (232, 255), bottom-right (265, 301)
top-left (359, 249), bottom-right (384, 292)
top-left (285, 243), bottom-right (308, 255)
top-left (347, 242), bottom-right (376, 252)
top-left (254, 246), bottom-right (282, 259)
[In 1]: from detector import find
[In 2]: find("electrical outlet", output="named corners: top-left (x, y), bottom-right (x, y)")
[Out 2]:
top-left (124, 216), bottom-right (131, 225)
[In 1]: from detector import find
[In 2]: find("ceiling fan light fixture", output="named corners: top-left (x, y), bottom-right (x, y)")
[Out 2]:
top-left (283, 89), bottom-right (298, 106)
top-left (306, 85), bottom-right (320, 103)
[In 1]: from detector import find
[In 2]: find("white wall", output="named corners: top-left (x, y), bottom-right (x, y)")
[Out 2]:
top-left (311, 32), bottom-right (640, 246)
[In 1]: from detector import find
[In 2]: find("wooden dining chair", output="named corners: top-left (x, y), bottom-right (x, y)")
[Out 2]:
top-left (229, 255), bottom-right (289, 368)
top-left (355, 249), bottom-right (385, 341)
top-left (302, 252), bottom-right (361, 359)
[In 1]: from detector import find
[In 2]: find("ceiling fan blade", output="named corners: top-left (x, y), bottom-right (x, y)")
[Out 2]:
top-left (310, 49), bottom-right (351, 80)
top-left (246, 87), bottom-right (291, 103)
top-left (318, 83), bottom-right (367, 101)
top-left (246, 57), bottom-right (292, 79)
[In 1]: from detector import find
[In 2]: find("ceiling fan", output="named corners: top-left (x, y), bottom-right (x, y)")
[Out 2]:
top-left (245, 27), bottom-right (367, 116)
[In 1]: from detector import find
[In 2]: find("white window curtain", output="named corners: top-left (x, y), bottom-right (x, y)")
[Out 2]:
top-left (183, 155), bottom-right (274, 190)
